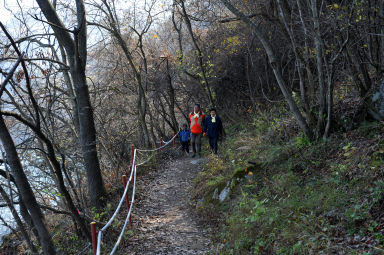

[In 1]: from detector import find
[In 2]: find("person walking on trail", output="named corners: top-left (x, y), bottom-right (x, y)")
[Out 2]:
top-left (203, 108), bottom-right (223, 155)
top-left (189, 104), bottom-right (205, 158)
top-left (180, 124), bottom-right (191, 155)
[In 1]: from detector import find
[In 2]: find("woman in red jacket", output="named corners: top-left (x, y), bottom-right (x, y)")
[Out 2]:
top-left (189, 104), bottom-right (205, 158)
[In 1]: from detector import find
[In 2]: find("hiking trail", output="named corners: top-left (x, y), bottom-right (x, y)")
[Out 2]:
top-left (122, 156), bottom-right (212, 254)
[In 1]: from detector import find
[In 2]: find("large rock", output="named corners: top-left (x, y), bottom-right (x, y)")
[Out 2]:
top-left (236, 146), bottom-right (252, 151)
top-left (219, 179), bottom-right (235, 202)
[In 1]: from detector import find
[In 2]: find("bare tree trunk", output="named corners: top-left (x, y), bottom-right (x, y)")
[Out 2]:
top-left (277, 0), bottom-right (311, 124)
top-left (324, 71), bottom-right (334, 138)
top-left (94, 0), bottom-right (151, 147)
top-left (165, 58), bottom-right (179, 132)
top-left (296, 0), bottom-right (315, 103)
top-left (178, 0), bottom-right (215, 107)
top-left (0, 115), bottom-right (56, 255)
top-left (310, 0), bottom-right (326, 138)
top-left (147, 108), bottom-right (158, 146)
top-left (35, 0), bottom-right (106, 209)
top-left (220, 0), bottom-right (312, 138)
top-left (1, 110), bottom-right (91, 240)
top-left (379, 0), bottom-right (384, 69)
top-left (2, 16), bottom-right (92, 238)
top-left (137, 83), bottom-right (150, 146)
top-left (59, 44), bottom-right (80, 135)
top-left (18, 195), bottom-right (40, 245)
top-left (323, 33), bottom-right (348, 138)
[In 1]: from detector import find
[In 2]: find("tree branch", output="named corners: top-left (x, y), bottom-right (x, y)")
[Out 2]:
top-left (34, 0), bottom-right (75, 55)
top-left (0, 57), bottom-right (70, 69)
top-left (0, 169), bottom-right (15, 183)
top-left (219, 13), bottom-right (258, 23)
top-left (87, 22), bottom-right (113, 33)
top-left (0, 21), bottom-right (41, 128)
top-left (0, 53), bottom-right (24, 97)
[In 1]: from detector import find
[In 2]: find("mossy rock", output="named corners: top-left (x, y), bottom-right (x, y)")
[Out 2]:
top-left (204, 177), bottom-right (228, 201)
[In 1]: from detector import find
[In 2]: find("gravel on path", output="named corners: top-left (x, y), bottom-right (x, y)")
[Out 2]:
top-left (123, 156), bottom-right (212, 255)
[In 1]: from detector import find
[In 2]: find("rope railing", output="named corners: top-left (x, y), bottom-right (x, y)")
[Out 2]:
top-left (90, 130), bottom-right (180, 255)
top-left (110, 165), bottom-right (136, 254)
top-left (135, 130), bottom-right (180, 166)
top-left (136, 130), bottom-right (180, 153)
top-left (135, 151), bottom-right (156, 167)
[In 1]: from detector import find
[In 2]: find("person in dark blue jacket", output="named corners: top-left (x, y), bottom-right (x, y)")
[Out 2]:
top-left (203, 108), bottom-right (223, 155)
top-left (179, 124), bottom-right (191, 154)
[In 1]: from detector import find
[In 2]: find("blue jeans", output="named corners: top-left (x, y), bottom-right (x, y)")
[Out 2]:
top-left (208, 136), bottom-right (218, 154)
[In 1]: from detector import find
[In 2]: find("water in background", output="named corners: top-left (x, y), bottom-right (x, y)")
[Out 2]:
top-left (0, 207), bottom-right (16, 245)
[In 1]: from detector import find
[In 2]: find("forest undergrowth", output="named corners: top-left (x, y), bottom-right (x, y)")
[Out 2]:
top-left (194, 104), bottom-right (384, 255)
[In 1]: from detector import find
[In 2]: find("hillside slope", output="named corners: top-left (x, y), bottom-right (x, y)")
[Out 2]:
top-left (193, 117), bottom-right (384, 254)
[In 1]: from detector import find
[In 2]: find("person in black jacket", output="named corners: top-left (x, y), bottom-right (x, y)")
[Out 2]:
top-left (203, 108), bottom-right (223, 155)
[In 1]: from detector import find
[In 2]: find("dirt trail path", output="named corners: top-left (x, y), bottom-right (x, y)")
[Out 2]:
top-left (126, 156), bottom-right (211, 255)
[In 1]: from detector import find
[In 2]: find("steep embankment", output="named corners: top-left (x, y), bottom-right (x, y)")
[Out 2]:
top-left (193, 120), bottom-right (384, 254)
top-left (122, 156), bottom-right (212, 254)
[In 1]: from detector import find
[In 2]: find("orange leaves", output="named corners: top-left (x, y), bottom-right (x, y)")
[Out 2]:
top-left (42, 69), bottom-right (49, 76)
top-left (15, 70), bottom-right (24, 82)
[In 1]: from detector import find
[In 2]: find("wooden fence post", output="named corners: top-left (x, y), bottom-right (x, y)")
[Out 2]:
top-left (91, 222), bottom-right (97, 255)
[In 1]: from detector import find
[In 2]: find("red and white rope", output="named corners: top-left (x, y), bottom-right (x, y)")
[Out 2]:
top-left (94, 131), bottom-right (180, 254)
top-left (110, 165), bottom-right (136, 254)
